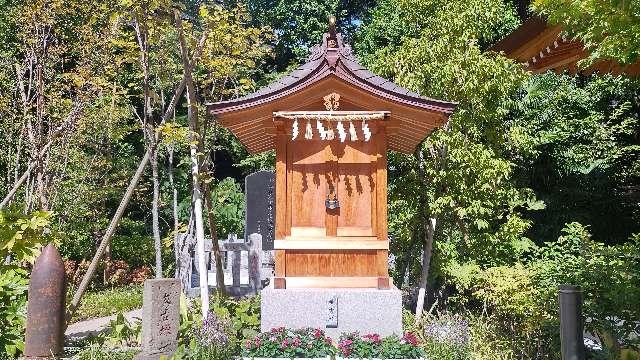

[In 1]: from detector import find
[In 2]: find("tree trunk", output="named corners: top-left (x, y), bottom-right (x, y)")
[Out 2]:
top-left (175, 9), bottom-right (209, 317)
top-left (151, 144), bottom-right (163, 278)
top-left (415, 217), bottom-right (436, 324)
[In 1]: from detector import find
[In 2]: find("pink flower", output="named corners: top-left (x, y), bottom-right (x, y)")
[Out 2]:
top-left (402, 332), bottom-right (419, 346)
top-left (313, 329), bottom-right (323, 339)
top-left (293, 337), bottom-right (301, 347)
top-left (363, 333), bottom-right (381, 344)
top-left (325, 336), bottom-right (333, 344)
top-left (245, 340), bottom-right (252, 349)
top-left (281, 338), bottom-right (289, 349)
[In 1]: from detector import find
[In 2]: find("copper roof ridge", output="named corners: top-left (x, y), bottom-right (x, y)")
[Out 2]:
top-left (208, 30), bottom-right (457, 115)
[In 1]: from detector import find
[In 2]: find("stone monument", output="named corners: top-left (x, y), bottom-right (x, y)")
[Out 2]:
top-left (244, 170), bottom-right (275, 250)
top-left (136, 279), bottom-right (180, 360)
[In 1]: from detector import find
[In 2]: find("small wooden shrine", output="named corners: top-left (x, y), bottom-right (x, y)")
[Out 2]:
top-left (208, 18), bottom-right (456, 290)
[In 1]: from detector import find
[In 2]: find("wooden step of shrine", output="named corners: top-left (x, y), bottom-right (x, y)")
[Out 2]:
top-left (275, 236), bottom-right (388, 250)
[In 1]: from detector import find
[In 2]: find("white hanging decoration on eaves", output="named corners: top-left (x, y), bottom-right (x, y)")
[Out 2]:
top-left (349, 121), bottom-right (358, 141)
top-left (362, 120), bottom-right (371, 142)
top-left (337, 121), bottom-right (346, 143)
top-left (326, 122), bottom-right (335, 140)
top-left (316, 119), bottom-right (326, 140)
top-left (304, 119), bottom-right (313, 140)
top-left (292, 118), bottom-right (299, 140)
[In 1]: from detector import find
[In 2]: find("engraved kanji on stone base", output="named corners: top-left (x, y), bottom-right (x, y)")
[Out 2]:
top-left (136, 279), bottom-right (180, 360)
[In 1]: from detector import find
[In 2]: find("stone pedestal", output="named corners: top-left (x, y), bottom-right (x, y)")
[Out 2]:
top-left (136, 279), bottom-right (180, 360)
top-left (260, 283), bottom-right (402, 338)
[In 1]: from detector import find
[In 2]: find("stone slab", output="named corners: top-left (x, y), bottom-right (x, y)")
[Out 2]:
top-left (261, 283), bottom-right (402, 338)
top-left (245, 170), bottom-right (276, 250)
top-left (136, 279), bottom-right (180, 360)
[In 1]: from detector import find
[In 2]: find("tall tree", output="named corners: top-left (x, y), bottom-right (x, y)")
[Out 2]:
top-left (356, 0), bottom-right (539, 320)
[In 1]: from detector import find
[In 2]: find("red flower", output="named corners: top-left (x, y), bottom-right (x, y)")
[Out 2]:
top-left (402, 332), bottom-right (419, 346)
top-left (363, 333), bottom-right (381, 344)
top-left (313, 328), bottom-right (323, 339)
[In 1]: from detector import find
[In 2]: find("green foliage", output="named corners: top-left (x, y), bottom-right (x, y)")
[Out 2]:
top-left (510, 73), bottom-right (640, 243)
top-left (210, 294), bottom-right (261, 342)
top-left (0, 210), bottom-right (55, 263)
top-left (532, 223), bottom-right (640, 350)
top-left (71, 285), bottom-right (143, 323)
top-left (100, 312), bottom-right (142, 348)
top-left (0, 268), bottom-right (27, 357)
top-left (446, 222), bottom-right (640, 357)
top-left (356, 0), bottom-right (537, 289)
top-left (532, 0), bottom-right (640, 65)
top-left (246, 0), bottom-right (376, 68)
top-left (209, 178), bottom-right (245, 237)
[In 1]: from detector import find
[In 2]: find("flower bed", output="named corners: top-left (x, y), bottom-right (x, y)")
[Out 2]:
top-left (243, 327), bottom-right (336, 360)
top-left (336, 332), bottom-right (425, 360)
top-left (243, 328), bottom-right (425, 360)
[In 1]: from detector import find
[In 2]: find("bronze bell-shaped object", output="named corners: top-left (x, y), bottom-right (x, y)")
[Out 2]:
top-left (325, 193), bottom-right (340, 210)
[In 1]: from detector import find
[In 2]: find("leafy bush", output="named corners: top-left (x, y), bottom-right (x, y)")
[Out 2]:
top-left (0, 268), bottom-right (28, 357)
top-left (211, 294), bottom-right (261, 344)
top-left (210, 177), bottom-right (246, 237)
top-left (0, 210), bottom-right (55, 357)
top-left (244, 327), bottom-right (336, 358)
top-left (337, 332), bottom-right (424, 359)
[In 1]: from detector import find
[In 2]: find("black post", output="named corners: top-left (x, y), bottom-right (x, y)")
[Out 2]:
top-left (559, 285), bottom-right (585, 360)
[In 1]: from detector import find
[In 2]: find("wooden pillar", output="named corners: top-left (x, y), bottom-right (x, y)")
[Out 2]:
top-left (274, 119), bottom-right (287, 288)
top-left (376, 121), bottom-right (390, 289)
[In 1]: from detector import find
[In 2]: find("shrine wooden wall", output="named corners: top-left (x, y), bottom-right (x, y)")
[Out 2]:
top-left (273, 118), bottom-right (389, 289)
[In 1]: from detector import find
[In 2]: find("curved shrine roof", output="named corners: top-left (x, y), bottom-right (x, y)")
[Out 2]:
top-left (208, 32), bottom-right (457, 154)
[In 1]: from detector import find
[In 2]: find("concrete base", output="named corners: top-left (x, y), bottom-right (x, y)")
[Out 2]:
top-left (260, 283), bottom-right (402, 338)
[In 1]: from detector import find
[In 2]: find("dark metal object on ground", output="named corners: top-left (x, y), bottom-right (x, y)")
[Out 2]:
top-left (24, 243), bottom-right (66, 359)
top-left (559, 285), bottom-right (585, 360)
